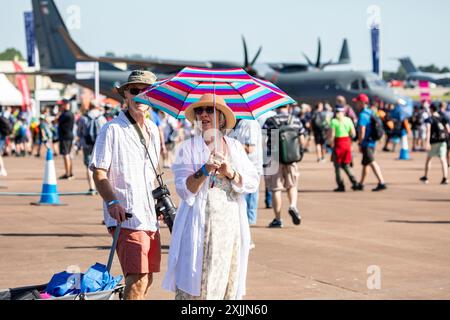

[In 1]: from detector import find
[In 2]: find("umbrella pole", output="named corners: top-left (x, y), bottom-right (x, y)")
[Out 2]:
top-left (213, 81), bottom-right (218, 152)
top-left (107, 223), bottom-right (121, 273)
top-left (211, 82), bottom-right (218, 188)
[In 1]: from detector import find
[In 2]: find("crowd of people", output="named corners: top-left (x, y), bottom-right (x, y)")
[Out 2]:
top-left (293, 94), bottom-right (450, 189)
top-left (1, 69), bottom-right (450, 300)
top-left (0, 98), bottom-right (192, 191)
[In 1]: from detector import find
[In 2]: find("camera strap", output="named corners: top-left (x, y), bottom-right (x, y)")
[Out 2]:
top-left (124, 110), bottom-right (163, 186)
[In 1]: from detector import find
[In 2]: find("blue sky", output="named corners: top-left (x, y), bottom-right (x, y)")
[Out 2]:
top-left (1, 0), bottom-right (449, 71)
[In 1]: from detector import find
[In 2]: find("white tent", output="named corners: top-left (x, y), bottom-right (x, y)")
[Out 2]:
top-left (0, 73), bottom-right (23, 106)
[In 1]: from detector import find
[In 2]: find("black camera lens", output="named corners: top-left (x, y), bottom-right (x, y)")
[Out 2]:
top-left (153, 185), bottom-right (176, 233)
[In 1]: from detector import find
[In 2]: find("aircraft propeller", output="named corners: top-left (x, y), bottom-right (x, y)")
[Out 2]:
top-left (242, 35), bottom-right (262, 76)
top-left (302, 37), bottom-right (349, 70)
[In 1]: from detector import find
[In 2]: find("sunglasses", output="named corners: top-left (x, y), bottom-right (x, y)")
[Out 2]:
top-left (128, 87), bottom-right (146, 96)
top-left (194, 107), bottom-right (215, 115)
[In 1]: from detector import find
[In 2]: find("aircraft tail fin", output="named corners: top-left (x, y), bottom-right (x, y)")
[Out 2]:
top-left (399, 57), bottom-right (418, 73)
top-left (32, 0), bottom-right (117, 71)
top-left (338, 39), bottom-right (350, 64)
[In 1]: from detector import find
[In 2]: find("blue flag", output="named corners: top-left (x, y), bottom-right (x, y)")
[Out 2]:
top-left (24, 12), bottom-right (35, 67)
top-left (371, 26), bottom-right (380, 76)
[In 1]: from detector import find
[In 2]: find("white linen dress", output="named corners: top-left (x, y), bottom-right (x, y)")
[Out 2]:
top-left (162, 135), bottom-right (259, 299)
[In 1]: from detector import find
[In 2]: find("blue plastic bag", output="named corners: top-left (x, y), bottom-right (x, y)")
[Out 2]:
top-left (45, 263), bottom-right (123, 297)
top-left (45, 271), bottom-right (82, 297)
top-left (80, 263), bottom-right (123, 293)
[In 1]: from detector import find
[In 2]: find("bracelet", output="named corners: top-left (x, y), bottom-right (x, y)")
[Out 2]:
top-left (201, 164), bottom-right (210, 177)
top-left (107, 199), bottom-right (120, 208)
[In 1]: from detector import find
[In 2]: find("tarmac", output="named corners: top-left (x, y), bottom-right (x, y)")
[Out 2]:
top-left (0, 146), bottom-right (449, 299)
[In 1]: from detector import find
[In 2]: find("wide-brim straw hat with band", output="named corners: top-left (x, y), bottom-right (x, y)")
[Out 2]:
top-left (116, 70), bottom-right (157, 98)
top-left (184, 93), bottom-right (236, 129)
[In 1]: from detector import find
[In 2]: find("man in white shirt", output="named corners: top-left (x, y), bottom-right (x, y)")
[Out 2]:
top-left (258, 110), bottom-right (276, 209)
top-left (90, 70), bottom-right (161, 300)
top-left (229, 119), bottom-right (263, 225)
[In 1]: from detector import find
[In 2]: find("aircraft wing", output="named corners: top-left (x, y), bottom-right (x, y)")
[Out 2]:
top-left (2, 69), bottom-right (76, 76)
top-left (51, 12), bottom-right (243, 74)
top-left (94, 57), bottom-right (243, 74)
top-left (96, 56), bottom-right (212, 69)
top-left (56, 25), bottom-right (215, 73)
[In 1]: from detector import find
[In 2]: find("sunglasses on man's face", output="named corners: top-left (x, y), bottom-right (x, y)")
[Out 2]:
top-left (128, 87), bottom-right (146, 96)
top-left (194, 107), bottom-right (215, 115)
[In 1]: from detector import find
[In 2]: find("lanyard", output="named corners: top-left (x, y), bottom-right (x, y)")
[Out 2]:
top-left (124, 110), bottom-right (163, 186)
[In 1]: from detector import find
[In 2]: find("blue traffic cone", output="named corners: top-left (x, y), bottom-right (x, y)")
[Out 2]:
top-left (31, 148), bottom-right (65, 206)
top-left (398, 130), bottom-right (411, 160)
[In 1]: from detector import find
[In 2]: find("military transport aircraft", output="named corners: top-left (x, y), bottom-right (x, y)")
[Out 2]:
top-left (398, 57), bottom-right (450, 87)
top-left (27, 0), bottom-right (401, 105)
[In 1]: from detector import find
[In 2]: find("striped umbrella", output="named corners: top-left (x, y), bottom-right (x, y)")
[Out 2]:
top-left (134, 67), bottom-right (295, 121)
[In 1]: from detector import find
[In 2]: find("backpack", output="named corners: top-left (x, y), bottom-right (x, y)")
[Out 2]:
top-left (391, 119), bottom-right (403, 137)
top-left (0, 116), bottom-right (12, 137)
top-left (312, 112), bottom-right (329, 132)
top-left (18, 125), bottom-right (27, 138)
top-left (276, 115), bottom-right (304, 164)
top-left (430, 116), bottom-right (447, 143)
top-left (370, 114), bottom-right (385, 141)
top-left (83, 114), bottom-right (102, 146)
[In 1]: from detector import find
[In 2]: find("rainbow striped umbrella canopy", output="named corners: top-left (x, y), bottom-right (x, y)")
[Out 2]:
top-left (134, 67), bottom-right (295, 120)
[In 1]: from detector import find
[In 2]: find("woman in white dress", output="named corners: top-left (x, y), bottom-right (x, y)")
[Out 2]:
top-left (162, 93), bottom-right (260, 300)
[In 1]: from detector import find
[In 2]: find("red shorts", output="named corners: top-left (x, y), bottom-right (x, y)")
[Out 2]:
top-left (109, 228), bottom-right (161, 276)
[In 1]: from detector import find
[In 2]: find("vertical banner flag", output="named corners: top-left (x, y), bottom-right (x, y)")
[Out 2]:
top-left (24, 11), bottom-right (35, 67)
top-left (12, 61), bottom-right (32, 111)
top-left (371, 25), bottom-right (380, 77)
top-left (419, 81), bottom-right (431, 103)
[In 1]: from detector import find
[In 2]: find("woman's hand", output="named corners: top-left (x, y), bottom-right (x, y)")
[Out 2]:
top-left (205, 152), bottom-right (223, 174)
top-left (217, 159), bottom-right (234, 179)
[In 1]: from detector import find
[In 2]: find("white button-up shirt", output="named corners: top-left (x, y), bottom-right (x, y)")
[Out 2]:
top-left (229, 119), bottom-right (263, 176)
top-left (89, 111), bottom-right (161, 231)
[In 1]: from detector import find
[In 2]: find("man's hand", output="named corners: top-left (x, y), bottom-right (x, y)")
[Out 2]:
top-left (108, 203), bottom-right (127, 223)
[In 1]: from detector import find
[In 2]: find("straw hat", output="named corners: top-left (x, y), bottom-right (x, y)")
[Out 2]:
top-left (185, 94), bottom-right (236, 129)
top-left (116, 70), bottom-right (157, 98)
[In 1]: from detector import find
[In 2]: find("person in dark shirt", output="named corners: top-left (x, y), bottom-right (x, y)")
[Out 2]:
top-left (57, 99), bottom-right (75, 179)
top-left (353, 94), bottom-right (387, 192)
top-left (438, 102), bottom-right (450, 167)
top-left (311, 102), bottom-right (329, 163)
top-left (299, 104), bottom-right (312, 152)
top-left (420, 103), bottom-right (450, 185)
top-left (263, 104), bottom-right (306, 228)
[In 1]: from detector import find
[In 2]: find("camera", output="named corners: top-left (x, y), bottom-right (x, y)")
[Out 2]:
top-left (152, 184), bottom-right (177, 233)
